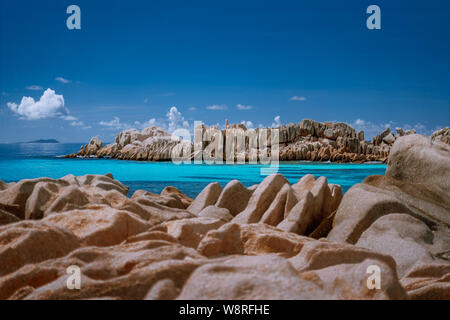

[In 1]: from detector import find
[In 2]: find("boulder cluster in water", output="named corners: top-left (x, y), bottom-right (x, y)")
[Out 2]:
top-left (65, 120), bottom-right (450, 163)
top-left (1, 133), bottom-right (449, 299)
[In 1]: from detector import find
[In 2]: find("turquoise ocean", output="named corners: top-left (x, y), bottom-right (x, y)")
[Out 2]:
top-left (0, 143), bottom-right (386, 198)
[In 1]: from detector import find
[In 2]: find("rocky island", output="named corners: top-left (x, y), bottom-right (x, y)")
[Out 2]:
top-left (1, 132), bottom-right (449, 300)
top-left (18, 139), bottom-right (60, 144)
top-left (64, 120), bottom-right (449, 163)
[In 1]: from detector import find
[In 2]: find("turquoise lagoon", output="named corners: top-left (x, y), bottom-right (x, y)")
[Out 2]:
top-left (0, 143), bottom-right (386, 198)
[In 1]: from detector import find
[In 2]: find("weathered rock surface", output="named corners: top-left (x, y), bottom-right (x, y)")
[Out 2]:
top-left (198, 223), bottom-right (312, 258)
top-left (400, 261), bottom-right (450, 299)
top-left (177, 252), bottom-right (405, 300)
top-left (177, 254), bottom-right (329, 300)
top-left (0, 132), bottom-right (448, 299)
top-left (65, 126), bottom-right (184, 161)
top-left (187, 182), bottom-right (222, 214)
top-left (328, 134), bottom-right (450, 299)
top-left (42, 206), bottom-right (150, 247)
top-left (159, 217), bottom-right (226, 248)
top-left (0, 221), bottom-right (80, 277)
top-left (232, 174), bottom-right (288, 224)
top-left (66, 120), bottom-right (444, 163)
top-left (160, 186), bottom-right (193, 208)
top-left (431, 127), bottom-right (450, 146)
top-left (197, 205), bottom-right (233, 222)
top-left (215, 180), bottom-right (253, 216)
top-left (356, 214), bottom-right (446, 277)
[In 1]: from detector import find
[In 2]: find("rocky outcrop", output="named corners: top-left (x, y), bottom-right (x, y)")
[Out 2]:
top-left (431, 127), bottom-right (450, 146)
top-left (0, 133), bottom-right (448, 299)
top-left (0, 172), bottom-right (376, 300)
top-left (328, 134), bottom-right (450, 299)
top-left (67, 120), bottom-right (439, 163)
top-left (65, 126), bottom-right (185, 161)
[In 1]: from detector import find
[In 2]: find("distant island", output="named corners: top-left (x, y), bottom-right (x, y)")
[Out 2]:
top-left (21, 139), bottom-right (59, 144)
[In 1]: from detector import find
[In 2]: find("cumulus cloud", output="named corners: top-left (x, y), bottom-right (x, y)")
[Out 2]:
top-left (289, 96), bottom-right (307, 101)
top-left (62, 115), bottom-right (78, 121)
top-left (99, 116), bottom-right (156, 131)
top-left (70, 121), bottom-right (91, 130)
top-left (135, 118), bottom-right (157, 128)
top-left (55, 77), bottom-right (71, 84)
top-left (99, 117), bottom-right (131, 130)
top-left (352, 119), bottom-right (395, 138)
top-left (236, 104), bottom-right (253, 110)
top-left (26, 85), bottom-right (43, 91)
top-left (7, 88), bottom-right (73, 120)
top-left (99, 106), bottom-right (190, 133)
top-left (166, 106), bottom-right (189, 132)
top-left (272, 115), bottom-right (282, 128)
top-left (206, 104), bottom-right (228, 110)
top-left (240, 120), bottom-right (254, 129)
top-left (70, 121), bottom-right (84, 126)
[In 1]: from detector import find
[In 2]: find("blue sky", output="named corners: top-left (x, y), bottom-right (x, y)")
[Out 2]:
top-left (0, 0), bottom-right (449, 142)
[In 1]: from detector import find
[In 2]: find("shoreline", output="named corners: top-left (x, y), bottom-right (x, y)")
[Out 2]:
top-left (59, 154), bottom-right (387, 165)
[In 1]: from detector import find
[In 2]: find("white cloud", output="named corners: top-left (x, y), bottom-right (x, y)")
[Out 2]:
top-left (236, 104), bottom-right (253, 110)
top-left (99, 116), bottom-right (155, 131)
top-left (62, 115), bottom-right (78, 121)
top-left (99, 106), bottom-right (190, 133)
top-left (99, 117), bottom-right (130, 130)
top-left (55, 77), bottom-right (71, 84)
top-left (241, 120), bottom-right (254, 129)
top-left (158, 92), bottom-right (176, 97)
top-left (70, 121), bottom-right (91, 130)
top-left (7, 88), bottom-right (72, 120)
top-left (26, 85), bottom-right (43, 91)
top-left (166, 106), bottom-right (189, 132)
top-left (70, 121), bottom-right (84, 127)
top-left (352, 119), bottom-right (393, 138)
top-left (206, 104), bottom-right (228, 110)
top-left (289, 96), bottom-right (307, 101)
top-left (272, 115), bottom-right (282, 128)
top-left (134, 118), bottom-right (157, 129)
top-left (188, 106), bottom-right (197, 111)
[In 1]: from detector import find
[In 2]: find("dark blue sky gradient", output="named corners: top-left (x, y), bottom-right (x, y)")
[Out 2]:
top-left (0, 0), bottom-right (449, 142)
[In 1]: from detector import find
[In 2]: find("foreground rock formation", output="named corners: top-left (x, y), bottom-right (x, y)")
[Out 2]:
top-left (65, 120), bottom-right (441, 163)
top-left (328, 133), bottom-right (450, 299)
top-left (1, 133), bottom-right (449, 300)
